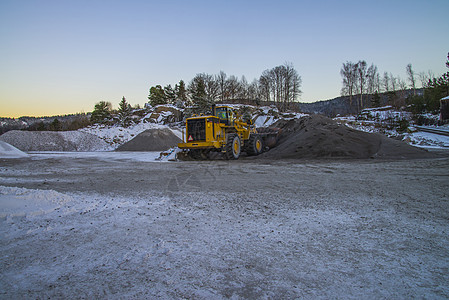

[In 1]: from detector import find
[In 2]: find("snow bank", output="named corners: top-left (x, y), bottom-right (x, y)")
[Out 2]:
top-left (407, 131), bottom-right (449, 148)
top-left (28, 151), bottom-right (164, 162)
top-left (0, 141), bottom-right (28, 158)
top-left (346, 123), bottom-right (449, 149)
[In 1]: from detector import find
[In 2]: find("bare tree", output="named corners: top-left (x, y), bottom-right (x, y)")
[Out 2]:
top-left (406, 63), bottom-right (416, 95)
top-left (226, 75), bottom-right (241, 100)
top-left (418, 70), bottom-right (435, 88)
top-left (390, 73), bottom-right (397, 92)
top-left (203, 73), bottom-right (219, 102)
top-left (418, 71), bottom-right (429, 88)
top-left (283, 62), bottom-right (302, 110)
top-left (259, 70), bottom-right (271, 103)
top-left (259, 63), bottom-right (302, 110)
top-left (383, 72), bottom-right (390, 92)
top-left (216, 71), bottom-right (227, 102)
top-left (375, 72), bottom-right (381, 93)
top-left (356, 60), bottom-right (367, 111)
top-left (238, 76), bottom-right (249, 100)
top-left (398, 78), bottom-right (407, 91)
top-left (247, 79), bottom-right (260, 102)
top-left (340, 61), bottom-right (358, 107)
top-left (366, 64), bottom-right (379, 95)
top-left (397, 78), bottom-right (408, 107)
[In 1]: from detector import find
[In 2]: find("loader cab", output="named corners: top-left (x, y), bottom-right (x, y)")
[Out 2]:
top-left (214, 106), bottom-right (234, 126)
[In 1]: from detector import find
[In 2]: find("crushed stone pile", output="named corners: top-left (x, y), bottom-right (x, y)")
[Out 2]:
top-left (262, 114), bottom-right (433, 159)
top-left (0, 130), bottom-right (110, 152)
top-left (0, 141), bottom-right (29, 158)
top-left (115, 128), bottom-right (182, 151)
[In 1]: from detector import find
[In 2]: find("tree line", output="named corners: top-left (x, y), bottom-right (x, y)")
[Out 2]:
top-left (147, 62), bottom-right (302, 111)
top-left (340, 52), bottom-right (449, 114)
top-left (89, 63), bottom-right (302, 126)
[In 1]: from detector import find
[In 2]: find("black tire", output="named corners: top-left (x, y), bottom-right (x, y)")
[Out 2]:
top-left (246, 134), bottom-right (263, 156)
top-left (225, 133), bottom-right (241, 160)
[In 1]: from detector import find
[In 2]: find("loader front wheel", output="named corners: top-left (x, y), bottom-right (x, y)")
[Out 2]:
top-left (246, 134), bottom-right (263, 156)
top-left (225, 133), bottom-right (241, 160)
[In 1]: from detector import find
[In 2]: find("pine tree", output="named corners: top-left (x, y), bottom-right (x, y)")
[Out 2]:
top-left (164, 84), bottom-right (176, 104)
top-left (189, 77), bottom-right (209, 111)
top-left (49, 118), bottom-right (62, 131)
top-left (148, 85), bottom-right (166, 106)
top-left (175, 80), bottom-right (188, 107)
top-left (118, 96), bottom-right (132, 127)
top-left (91, 101), bottom-right (112, 124)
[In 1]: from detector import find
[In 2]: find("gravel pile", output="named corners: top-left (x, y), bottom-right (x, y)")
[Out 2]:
top-left (262, 114), bottom-right (433, 159)
top-left (0, 130), bottom-right (110, 152)
top-left (115, 128), bottom-right (181, 151)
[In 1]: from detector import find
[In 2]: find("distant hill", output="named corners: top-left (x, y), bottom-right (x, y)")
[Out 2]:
top-left (298, 96), bottom-right (356, 117)
top-left (0, 114), bottom-right (90, 135)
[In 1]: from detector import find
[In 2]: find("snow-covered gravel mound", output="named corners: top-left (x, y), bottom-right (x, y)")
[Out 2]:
top-left (79, 123), bottom-right (182, 150)
top-left (0, 131), bottom-right (111, 152)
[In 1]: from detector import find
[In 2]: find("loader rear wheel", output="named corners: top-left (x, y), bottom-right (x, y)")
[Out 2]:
top-left (246, 134), bottom-right (263, 156)
top-left (225, 133), bottom-right (241, 160)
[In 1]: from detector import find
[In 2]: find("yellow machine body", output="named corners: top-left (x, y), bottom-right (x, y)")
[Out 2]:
top-left (178, 106), bottom-right (260, 159)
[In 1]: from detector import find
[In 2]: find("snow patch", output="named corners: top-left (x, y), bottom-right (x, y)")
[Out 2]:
top-left (0, 186), bottom-right (73, 218)
top-left (28, 151), bottom-right (165, 162)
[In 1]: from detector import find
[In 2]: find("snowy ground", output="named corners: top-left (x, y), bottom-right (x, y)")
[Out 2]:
top-left (1, 154), bottom-right (449, 298)
top-left (346, 123), bottom-right (449, 148)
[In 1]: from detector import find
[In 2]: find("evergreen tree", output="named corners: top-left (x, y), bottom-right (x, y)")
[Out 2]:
top-left (148, 85), bottom-right (166, 106)
top-left (175, 80), bottom-right (188, 107)
top-left (49, 118), bottom-right (62, 131)
top-left (164, 84), bottom-right (176, 104)
top-left (91, 101), bottom-right (112, 124)
top-left (37, 121), bottom-right (47, 131)
top-left (188, 75), bottom-right (210, 111)
top-left (118, 96), bottom-right (132, 127)
top-left (410, 53), bottom-right (449, 114)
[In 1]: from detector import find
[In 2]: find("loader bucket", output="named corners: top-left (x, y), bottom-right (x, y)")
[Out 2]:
top-left (258, 127), bottom-right (281, 149)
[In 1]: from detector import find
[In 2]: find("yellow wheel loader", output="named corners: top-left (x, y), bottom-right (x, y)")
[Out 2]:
top-left (178, 105), bottom-right (266, 160)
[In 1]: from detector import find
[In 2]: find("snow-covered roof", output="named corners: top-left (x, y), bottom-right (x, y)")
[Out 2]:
top-left (441, 96), bottom-right (449, 101)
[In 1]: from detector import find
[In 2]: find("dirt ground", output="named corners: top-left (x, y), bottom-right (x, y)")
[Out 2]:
top-left (1, 154), bottom-right (449, 298)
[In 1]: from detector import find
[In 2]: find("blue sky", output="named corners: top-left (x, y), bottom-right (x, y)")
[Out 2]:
top-left (1, 0), bottom-right (448, 117)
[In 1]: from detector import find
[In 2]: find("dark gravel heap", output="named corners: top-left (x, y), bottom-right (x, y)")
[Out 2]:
top-left (261, 114), bottom-right (433, 159)
top-left (115, 128), bottom-right (181, 152)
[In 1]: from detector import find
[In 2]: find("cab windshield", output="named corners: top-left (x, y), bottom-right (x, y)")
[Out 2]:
top-left (215, 107), bottom-right (228, 121)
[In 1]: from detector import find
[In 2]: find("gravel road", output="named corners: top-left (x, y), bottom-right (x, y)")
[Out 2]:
top-left (1, 154), bottom-right (449, 299)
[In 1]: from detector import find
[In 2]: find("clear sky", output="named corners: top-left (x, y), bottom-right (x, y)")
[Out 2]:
top-left (1, 0), bottom-right (448, 118)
